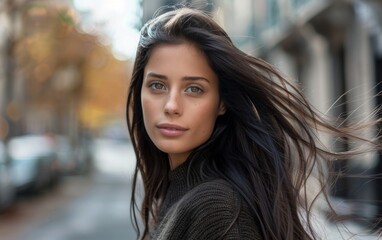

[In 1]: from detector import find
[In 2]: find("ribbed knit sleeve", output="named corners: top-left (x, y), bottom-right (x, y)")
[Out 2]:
top-left (153, 179), bottom-right (262, 240)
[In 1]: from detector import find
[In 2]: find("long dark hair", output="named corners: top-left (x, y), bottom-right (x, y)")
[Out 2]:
top-left (126, 7), bottom-right (381, 240)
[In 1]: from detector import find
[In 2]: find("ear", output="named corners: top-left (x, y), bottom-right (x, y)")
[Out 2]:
top-left (218, 102), bottom-right (226, 115)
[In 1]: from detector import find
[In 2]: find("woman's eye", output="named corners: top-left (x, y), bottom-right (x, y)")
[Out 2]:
top-left (149, 82), bottom-right (166, 90)
top-left (186, 86), bottom-right (203, 94)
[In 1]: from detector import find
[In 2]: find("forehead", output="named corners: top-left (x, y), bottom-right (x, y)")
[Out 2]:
top-left (144, 43), bottom-right (217, 81)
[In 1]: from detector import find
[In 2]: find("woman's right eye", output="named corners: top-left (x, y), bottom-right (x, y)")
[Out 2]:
top-left (148, 82), bottom-right (166, 91)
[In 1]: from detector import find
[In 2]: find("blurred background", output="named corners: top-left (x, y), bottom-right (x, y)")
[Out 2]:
top-left (0, 0), bottom-right (381, 239)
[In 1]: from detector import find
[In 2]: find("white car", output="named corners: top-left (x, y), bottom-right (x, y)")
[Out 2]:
top-left (8, 135), bottom-right (60, 192)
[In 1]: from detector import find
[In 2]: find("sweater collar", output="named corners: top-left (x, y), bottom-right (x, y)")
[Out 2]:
top-left (168, 159), bottom-right (204, 187)
top-left (158, 158), bottom-right (206, 224)
top-left (168, 159), bottom-right (191, 182)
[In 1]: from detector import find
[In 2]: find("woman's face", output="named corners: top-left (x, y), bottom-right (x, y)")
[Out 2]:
top-left (141, 43), bottom-right (225, 169)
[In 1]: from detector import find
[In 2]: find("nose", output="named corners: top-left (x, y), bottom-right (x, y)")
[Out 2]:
top-left (164, 91), bottom-right (182, 116)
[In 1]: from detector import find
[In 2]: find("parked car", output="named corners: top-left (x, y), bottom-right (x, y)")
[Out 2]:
top-left (55, 135), bottom-right (93, 175)
top-left (55, 135), bottom-right (77, 175)
top-left (74, 137), bottom-right (93, 174)
top-left (8, 135), bottom-right (60, 193)
top-left (0, 141), bottom-right (15, 211)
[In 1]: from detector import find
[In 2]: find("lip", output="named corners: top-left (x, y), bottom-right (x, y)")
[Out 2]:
top-left (156, 123), bottom-right (188, 137)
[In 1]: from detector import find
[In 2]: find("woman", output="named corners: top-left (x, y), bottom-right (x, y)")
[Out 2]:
top-left (126, 7), bottom-right (381, 240)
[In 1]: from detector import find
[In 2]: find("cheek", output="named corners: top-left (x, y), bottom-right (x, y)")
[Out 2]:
top-left (141, 95), bottom-right (158, 126)
top-left (195, 103), bottom-right (220, 134)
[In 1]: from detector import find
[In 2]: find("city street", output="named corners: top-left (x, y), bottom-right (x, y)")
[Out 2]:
top-left (0, 140), bottom-right (380, 240)
top-left (0, 1), bottom-right (381, 240)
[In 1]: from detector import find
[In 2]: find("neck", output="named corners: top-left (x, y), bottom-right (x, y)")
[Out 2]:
top-left (168, 152), bottom-right (190, 170)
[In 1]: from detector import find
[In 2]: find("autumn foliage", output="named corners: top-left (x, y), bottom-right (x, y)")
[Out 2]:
top-left (12, 1), bottom-right (131, 131)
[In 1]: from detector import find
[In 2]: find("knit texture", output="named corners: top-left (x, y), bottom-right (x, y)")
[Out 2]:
top-left (151, 160), bottom-right (263, 240)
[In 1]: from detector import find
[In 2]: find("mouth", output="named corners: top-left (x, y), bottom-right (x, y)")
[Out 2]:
top-left (156, 123), bottom-right (188, 137)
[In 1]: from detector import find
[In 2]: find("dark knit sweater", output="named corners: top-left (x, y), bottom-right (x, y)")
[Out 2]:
top-left (151, 161), bottom-right (263, 240)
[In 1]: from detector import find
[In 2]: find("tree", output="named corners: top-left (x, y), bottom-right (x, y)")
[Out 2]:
top-left (2, 0), bottom-right (131, 138)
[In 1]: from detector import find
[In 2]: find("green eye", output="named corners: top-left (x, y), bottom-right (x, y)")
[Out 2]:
top-left (186, 86), bottom-right (203, 93)
top-left (149, 82), bottom-right (166, 90)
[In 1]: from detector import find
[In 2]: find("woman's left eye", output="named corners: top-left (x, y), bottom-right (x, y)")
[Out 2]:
top-left (185, 86), bottom-right (203, 94)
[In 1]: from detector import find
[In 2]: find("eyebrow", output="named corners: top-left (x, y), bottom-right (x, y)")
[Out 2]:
top-left (146, 72), bottom-right (210, 83)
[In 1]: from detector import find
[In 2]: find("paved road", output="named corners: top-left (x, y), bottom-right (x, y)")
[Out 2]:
top-left (20, 175), bottom-right (135, 240)
top-left (0, 173), bottom-right (136, 240)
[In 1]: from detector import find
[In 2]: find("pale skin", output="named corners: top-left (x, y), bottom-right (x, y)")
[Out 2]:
top-left (141, 42), bottom-right (225, 170)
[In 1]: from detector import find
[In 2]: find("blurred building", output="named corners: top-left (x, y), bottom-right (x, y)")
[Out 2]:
top-left (142, 0), bottom-right (382, 229)
top-left (0, 1), bottom-right (10, 139)
top-left (0, 1), bottom-right (22, 140)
